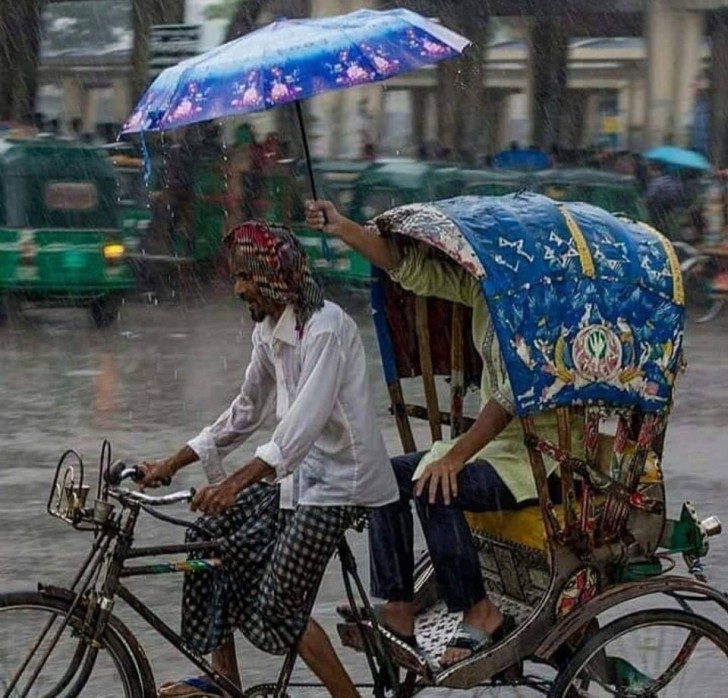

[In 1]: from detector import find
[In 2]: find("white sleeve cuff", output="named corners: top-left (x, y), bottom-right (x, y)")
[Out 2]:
top-left (254, 440), bottom-right (288, 483)
top-left (187, 429), bottom-right (227, 484)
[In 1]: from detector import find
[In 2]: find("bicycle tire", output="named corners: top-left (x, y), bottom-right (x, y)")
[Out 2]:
top-left (0, 591), bottom-right (153, 697)
top-left (550, 608), bottom-right (728, 697)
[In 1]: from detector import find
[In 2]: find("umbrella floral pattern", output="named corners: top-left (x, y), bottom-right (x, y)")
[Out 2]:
top-left (122, 8), bottom-right (470, 133)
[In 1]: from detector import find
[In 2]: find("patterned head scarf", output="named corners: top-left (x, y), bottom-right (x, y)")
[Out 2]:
top-left (225, 221), bottom-right (325, 333)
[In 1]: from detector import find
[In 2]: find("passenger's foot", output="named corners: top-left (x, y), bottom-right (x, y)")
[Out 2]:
top-left (439, 600), bottom-right (509, 668)
top-left (337, 601), bottom-right (416, 646)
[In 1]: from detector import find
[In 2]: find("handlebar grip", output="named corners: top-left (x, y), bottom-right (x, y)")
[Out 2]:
top-left (129, 468), bottom-right (172, 487)
top-left (106, 461), bottom-right (172, 487)
top-left (105, 460), bottom-right (128, 486)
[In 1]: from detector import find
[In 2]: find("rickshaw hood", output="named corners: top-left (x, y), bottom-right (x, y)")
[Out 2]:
top-left (373, 192), bottom-right (685, 416)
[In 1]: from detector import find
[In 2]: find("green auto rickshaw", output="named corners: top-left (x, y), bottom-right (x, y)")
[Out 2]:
top-left (0, 136), bottom-right (134, 327)
top-left (530, 168), bottom-right (648, 221)
top-left (349, 159), bottom-right (466, 222)
top-left (460, 168), bottom-right (531, 197)
top-left (104, 145), bottom-right (153, 257)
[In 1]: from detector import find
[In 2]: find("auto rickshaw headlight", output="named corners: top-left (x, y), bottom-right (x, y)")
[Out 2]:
top-left (103, 243), bottom-right (125, 261)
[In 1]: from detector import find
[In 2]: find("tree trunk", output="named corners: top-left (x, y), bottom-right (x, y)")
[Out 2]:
top-left (149, 0), bottom-right (186, 25)
top-left (435, 4), bottom-right (489, 165)
top-left (0, 0), bottom-right (43, 123)
top-left (270, 0), bottom-right (309, 158)
top-left (226, 0), bottom-right (270, 41)
top-left (711, 11), bottom-right (728, 168)
top-left (381, 0), bottom-right (489, 164)
top-left (530, 15), bottom-right (569, 151)
top-left (131, 0), bottom-right (152, 105)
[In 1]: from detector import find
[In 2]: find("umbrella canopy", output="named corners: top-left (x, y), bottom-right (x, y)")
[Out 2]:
top-left (492, 148), bottom-right (551, 171)
top-left (122, 8), bottom-right (470, 134)
top-left (643, 145), bottom-right (710, 172)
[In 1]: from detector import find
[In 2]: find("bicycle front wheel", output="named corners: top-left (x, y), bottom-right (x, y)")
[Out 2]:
top-left (0, 591), bottom-right (146, 698)
top-left (550, 608), bottom-right (728, 697)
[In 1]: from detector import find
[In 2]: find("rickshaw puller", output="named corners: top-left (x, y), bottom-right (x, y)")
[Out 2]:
top-left (306, 199), bottom-right (580, 668)
top-left (140, 222), bottom-right (398, 698)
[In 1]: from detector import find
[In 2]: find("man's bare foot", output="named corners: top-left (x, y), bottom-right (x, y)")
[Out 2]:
top-left (439, 599), bottom-right (504, 667)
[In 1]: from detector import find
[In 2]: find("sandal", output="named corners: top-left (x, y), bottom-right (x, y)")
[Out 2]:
top-left (337, 602), bottom-right (418, 648)
top-left (440, 614), bottom-right (516, 667)
top-left (157, 675), bottom-right (225, 697)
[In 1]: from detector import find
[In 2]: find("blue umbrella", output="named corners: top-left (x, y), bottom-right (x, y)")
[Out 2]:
top-left (493, 148), bottom-right (551, 171)
top-left (643, 145), bottom-right (710, 172)
top-left (122, 8), bottom-right (470, 200)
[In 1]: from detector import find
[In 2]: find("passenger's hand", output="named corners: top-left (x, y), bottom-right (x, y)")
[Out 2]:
top-left (138, 459), bottom-right (177, 489)
top-left (415, 454), bottom-right (466, 505)
top-left (190, 478), bottom-right (239, 517)
top-left (305, 200), bottom-right (344, 236)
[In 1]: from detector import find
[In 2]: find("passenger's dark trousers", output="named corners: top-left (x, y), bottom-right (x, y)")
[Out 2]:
top-left (369, 452), bottom-right (520, 614)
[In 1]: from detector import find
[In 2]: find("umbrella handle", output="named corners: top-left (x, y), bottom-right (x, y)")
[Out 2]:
top-left (296, 100), bottom-right (331, 262)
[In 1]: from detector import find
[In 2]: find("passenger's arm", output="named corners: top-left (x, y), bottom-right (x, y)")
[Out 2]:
top-left (306, 200), bottom-right (480, 307)
top-left (415, 398), bottom-right (514, 505)
top-left (305, 200), bottom-right (400, 270)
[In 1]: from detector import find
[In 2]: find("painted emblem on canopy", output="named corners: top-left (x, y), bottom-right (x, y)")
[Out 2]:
top-left (556, 567), bottom-right (599, 617)
top-left (572, 325), bottom-right (622, 382)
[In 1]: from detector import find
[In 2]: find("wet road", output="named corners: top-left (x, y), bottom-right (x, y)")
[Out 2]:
top-left (1, 288), bottom-right (727, 695)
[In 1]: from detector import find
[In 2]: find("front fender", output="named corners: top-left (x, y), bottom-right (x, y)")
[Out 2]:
top-left (534, 575), bottom-right (728, 661)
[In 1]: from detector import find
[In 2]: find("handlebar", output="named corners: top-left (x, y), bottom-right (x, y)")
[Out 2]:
top-left (105, 460), bottom-right (172, 488)
top-left (108, 488), bottom-right (196, 506)
top-left (105, 461), bottom-right (195, 506)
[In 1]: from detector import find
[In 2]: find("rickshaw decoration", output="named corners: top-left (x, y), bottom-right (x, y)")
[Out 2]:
top-left (556, 566), bottom-right (599, 618)
top-left (374, 193), bottom-right (686, 416)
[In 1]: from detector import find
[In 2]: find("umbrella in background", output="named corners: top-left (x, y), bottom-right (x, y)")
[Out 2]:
top-left (122, 8), bottom-right (471, 201)
top-left (493, 147), bottom-right (551, 172)
top-left (643, 145), bottom-right (710, 172)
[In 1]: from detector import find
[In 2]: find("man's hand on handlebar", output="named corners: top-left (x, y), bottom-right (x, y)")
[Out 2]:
top-left (138, 459), bottom-right (178, 489)
top-left (191, 479), bottom-right (240, 517)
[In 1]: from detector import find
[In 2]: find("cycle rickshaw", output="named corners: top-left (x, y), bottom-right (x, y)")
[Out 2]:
top-left (1, 193), bottom-right (726, 697)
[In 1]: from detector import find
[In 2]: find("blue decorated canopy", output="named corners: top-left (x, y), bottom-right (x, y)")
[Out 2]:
top-left (374, 193), bottom-right (685, 416)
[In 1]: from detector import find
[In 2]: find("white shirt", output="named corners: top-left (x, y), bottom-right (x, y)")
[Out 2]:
top-left (187, 301), bottom-right (398, 510)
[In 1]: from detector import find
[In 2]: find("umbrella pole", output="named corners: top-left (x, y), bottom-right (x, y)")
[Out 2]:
top-left (296, 100), bottom-right (318, 200)
top-left (295, 100), bottom-right (330, 259)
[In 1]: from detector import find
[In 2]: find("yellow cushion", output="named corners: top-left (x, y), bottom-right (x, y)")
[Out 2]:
top-left (466, 507), bottom-right (561, 551)
top-left (465, 438), bottom-right (663, 551)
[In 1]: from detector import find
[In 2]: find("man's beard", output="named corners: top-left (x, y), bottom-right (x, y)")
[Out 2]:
top-left (248, 304), bottom-right (267, 323)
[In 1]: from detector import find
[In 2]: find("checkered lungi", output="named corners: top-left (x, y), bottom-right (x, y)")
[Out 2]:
top-left (181, 482), bottom-right (365, 655)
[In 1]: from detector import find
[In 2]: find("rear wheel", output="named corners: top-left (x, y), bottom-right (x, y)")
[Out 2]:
top-left (90, 294), bottom-right (122, 328)
top-left (0, 591), bottom-right (149, 697)
top-left (550, 609), bottom-right (728, 697)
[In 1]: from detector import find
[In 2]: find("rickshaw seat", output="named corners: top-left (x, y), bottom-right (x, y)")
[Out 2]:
top-left (465, 436), bottom-right (662, 552)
